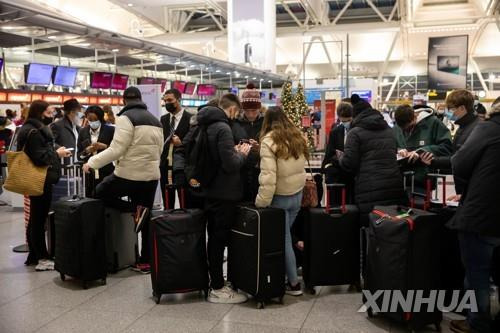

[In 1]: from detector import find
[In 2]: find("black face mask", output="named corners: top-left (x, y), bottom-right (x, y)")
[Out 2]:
top-left (165, 103), bottom-right (177, 113)
top-left (42, 117), bottom-right (53, 126)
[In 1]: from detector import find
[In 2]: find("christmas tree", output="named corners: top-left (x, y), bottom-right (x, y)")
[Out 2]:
top-left (281, 81), bottom-right (296, 125)
top-left (294, 83), bottom-right (315, 148)
top-left (281, 81), bottom-right (315, 149)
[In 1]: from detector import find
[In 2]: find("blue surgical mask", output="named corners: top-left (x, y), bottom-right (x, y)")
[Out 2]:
top-left (445, 109), bottom-right (458, 121)
top-left (341, 121), bottom-right (351, 130)
top-left (89, 120), bottom-right (101, 130)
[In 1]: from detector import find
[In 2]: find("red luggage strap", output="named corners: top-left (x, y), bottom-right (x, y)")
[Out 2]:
top-left (372, 209), bottom-right (415, 231)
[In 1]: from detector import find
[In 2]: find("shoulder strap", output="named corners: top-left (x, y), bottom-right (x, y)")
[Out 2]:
top-left (22, 129), bottom-right (39, 152)
top-left (306, 158), bottom-right (314, 180)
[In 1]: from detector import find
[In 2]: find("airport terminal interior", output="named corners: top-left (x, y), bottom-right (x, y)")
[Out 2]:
top-left (1, 0), bottom-right (500, 332)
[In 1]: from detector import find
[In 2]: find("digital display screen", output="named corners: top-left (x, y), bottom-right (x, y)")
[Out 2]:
top-left (111, 73), bottom-right (129, 90)
top-left (197, 84), bottom-right (217, 96)
top-left (172, 80), bottom-right (187, 93)
top-left (184, 82), bottom-right (196, 95)
top-left (90, 72), bottom-right (113, 89)
top-left (53, 66), bottom-right (78, 87)
top-left (155, 79), bottom-right (167, 92)
top-left (0, 58), bottom-right (3, 73)
top-left (138, 77), bottom-right (155, 85)
top-left (25, 63), bottom-right (54, 85)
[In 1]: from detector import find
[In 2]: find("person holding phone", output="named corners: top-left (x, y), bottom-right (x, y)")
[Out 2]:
top-left (16, 100), bottom-right (72, 271)
top-left (393, 104), bottom-right (452, 194)
top-left (77, 106), bottom-right (115, 195)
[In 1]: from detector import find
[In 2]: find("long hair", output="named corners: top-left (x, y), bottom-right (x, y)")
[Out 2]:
top-left (260, 106), bottom-right (309, 160)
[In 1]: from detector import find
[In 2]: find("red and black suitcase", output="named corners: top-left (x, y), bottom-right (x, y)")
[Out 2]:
top-left (229, 205), bottom-right (286, 309)
top-left (149, 185), bottom-right (208, 304)
top-left (303, 184), bottom-right (360, 294)
top-left (364, 205), bottom-right (442, 331)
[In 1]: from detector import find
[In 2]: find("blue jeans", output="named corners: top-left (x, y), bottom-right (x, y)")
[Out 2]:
top-left (459, 231), bottom-right (500, 333)
top-left (271, 191), bottom-right (303, 285)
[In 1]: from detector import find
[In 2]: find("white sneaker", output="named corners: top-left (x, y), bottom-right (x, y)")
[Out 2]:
top-left (35, 259), bottom-right (55, 271)
top-left (207, 286), bottom-right (248, 304)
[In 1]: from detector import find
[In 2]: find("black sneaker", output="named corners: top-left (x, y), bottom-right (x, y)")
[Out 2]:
top-left (285, 282), bottom-right (303, 296)
top-left (134, 206), bottom-right (149, 233)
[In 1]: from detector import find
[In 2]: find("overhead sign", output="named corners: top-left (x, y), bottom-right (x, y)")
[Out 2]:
top-left (428, 35), bottom-right (468, 91)
top-left (351, 90), bottom-right (372, 103)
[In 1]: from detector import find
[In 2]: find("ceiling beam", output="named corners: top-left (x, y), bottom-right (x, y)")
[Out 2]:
top-left (366, 0), bottom-right (388, 22)
top-left (281, 1), bottom-right (304, 28)
top-left (206, 9), bottom-right (226, 32)
top-left (331, 0), bottom-right (353, 25)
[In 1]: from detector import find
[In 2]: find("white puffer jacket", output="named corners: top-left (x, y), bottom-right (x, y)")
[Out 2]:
top-left (88, 102), bottom-right (164, 181)
top-left (255, 133), bottom-right (306, 208)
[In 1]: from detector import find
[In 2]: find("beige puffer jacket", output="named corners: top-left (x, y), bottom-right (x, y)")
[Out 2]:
top-left (255, 133), bottom-right (306, 208)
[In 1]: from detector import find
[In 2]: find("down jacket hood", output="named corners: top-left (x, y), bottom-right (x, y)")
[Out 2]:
top-left (118, 101), bottom-right (148, 116)
top-left (414, 107), bottom-right (434, 124)
top-left (197, 106), bottom-right (228, 126)
top-left (352, 108), bottom-right (389, 131)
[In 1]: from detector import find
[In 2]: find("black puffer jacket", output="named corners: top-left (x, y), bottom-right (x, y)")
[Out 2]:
top-left (339, 108), bottom-right (404, 213)
top-left (431, 113), bottom-right (479, 192)
top-left (447, 113), bottom-right (500, 238)
top-left (16, 118), bottom-right (61, 186)
top-left (197, 106), bottom-right (245, 201)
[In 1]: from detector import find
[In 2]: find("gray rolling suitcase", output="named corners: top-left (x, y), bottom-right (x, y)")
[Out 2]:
top-left (105, 208), bottom-right (138, 273)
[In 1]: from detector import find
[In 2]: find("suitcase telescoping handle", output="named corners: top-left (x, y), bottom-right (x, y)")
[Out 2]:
top-left (426, 173), bottom-right (447, 209)
top-left (403, 171), bottom-right (421, 209)
top-left (325, 183), bottom-right (346, 214)
top-left (164, 184), bottom-right (186, 211)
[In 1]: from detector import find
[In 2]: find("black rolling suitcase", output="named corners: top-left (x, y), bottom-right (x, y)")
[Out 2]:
top-left (424, 173), bottom-right (464, 306)
top-left (229, 205), bottom-right (286, 309)
top-left (303, 184), bottom-right (360, 294)
top-left (149, 186), bottom-right (208, 304)
top-left (53, 163), bottom-right (107, 289)
top-left (364, 205), bottom-right (442, 331)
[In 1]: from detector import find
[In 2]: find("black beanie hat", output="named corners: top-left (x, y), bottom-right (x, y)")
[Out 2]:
top-left (350, 93), bottom-right (372, 118)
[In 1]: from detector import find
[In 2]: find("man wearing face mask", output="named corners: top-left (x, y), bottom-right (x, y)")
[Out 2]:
top-left (420, 90), bottom-right (479, 200)
top-left (51, 98), bottom-right (83, 165)
top-left (394, 104), bottom-right (452, 194)
top-left (159, 88), bottom-right (193, 209)
top-left (77, 106), bottom-right (115, 196)
top-left (196, 93), bottom-right (251, 303)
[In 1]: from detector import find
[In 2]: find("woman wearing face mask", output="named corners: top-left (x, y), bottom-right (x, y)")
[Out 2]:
top-left (16, 100), bottom-right (72, 270)
top-left (77, 105), bottom-right (115, 195)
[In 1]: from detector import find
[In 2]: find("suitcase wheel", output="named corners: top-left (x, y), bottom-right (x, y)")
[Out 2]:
top-left (278, 296), bottom-right (284, 305)
top-left (82, 281), bottom-right (88, 290)
top-left (153, 292), bottom-right (161, 304)
top-left (101, 278), bottom-right (107, 286)
top-left (59, 273), bottom-right (66, 282)
top-left (256, 302), bottom-right (265, 310)
top-left (203, 289), bottom-right (209, 300)
top-left (367, 307), bottom-right (374, 318)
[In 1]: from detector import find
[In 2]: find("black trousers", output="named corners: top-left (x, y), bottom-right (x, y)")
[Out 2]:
top-left (96, 174), bottom-right (158, 263)
top-left (205, 198), bottom-right (237, 290)
top-left (28, 185), bottom-right (52, 262)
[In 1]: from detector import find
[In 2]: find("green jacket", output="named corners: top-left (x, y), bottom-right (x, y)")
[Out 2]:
top-left (394, 108), bottom-right (452, 188)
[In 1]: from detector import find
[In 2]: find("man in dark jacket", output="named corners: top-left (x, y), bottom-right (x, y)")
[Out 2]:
top-left (393, 104), bottom-right (452, 193)
top-left (447, 101), bottom-right (500, 333)
top-left (423, 89), bottom-right (480, 198)
top-left (339, 100), bottom-right (405, 221)
top-left (51, 98), bottom-right (82, 166)
top-left (160, 88), bottom-right (193, 209)
top-left (197, 93), bottom-right (251, 304)
top-left (231, 84), bottom-right (264, 202)
top-left (322, 102), bottom-right (353, 183)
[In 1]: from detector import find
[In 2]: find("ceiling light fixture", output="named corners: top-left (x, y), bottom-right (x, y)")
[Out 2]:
top-left (112, 48), bottom-right (119, 52)
top-left (252, 77), bottom-right (257, 80)
top-left (215, 69), bottom-right (221, 73)
top-left (48, 36), bottom-right (57, 40)
top-left (127, 3), bottom-right (133, 7)
top-left (226, 72), bottom-right (231, 75)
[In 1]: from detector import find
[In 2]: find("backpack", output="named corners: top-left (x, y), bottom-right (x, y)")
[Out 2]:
top-left (185, 125), bottom-right (218, 187)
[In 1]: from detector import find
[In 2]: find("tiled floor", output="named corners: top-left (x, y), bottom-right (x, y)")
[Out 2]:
top-left (0, 205), bottom-right (462, 333)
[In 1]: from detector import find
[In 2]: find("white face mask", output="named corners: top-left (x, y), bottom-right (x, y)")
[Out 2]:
top-left (89, 120), bottom-right (101, 130)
